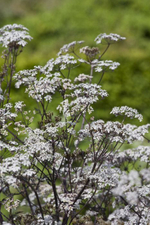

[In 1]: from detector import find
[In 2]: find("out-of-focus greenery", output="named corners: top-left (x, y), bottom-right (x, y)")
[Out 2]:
top-left (1, 0), bottom-right (150, 124)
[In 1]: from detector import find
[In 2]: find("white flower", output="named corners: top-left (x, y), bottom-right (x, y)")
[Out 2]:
top-left (93, 60), bottom-right (120, 72)
top-left (0, 24), bottom-right (32, 48)
top-left (74, 74), bottom-right (93, 82)
top-left (110, 106), bottom-right (143, 122)
top-left (95, 33), bottom-right (126, 44)
top-left (14, 101), bottom-right (26, 112)
top-left (58, 40), bottom-right (84, 55)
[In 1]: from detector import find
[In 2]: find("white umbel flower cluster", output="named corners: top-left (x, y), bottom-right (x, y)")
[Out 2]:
top-left (0, 24), bottom-right (32, 47)
top-left (110, 106), bottom-right (143, 121)
top-left (95, 33), bottom-right (126, 44)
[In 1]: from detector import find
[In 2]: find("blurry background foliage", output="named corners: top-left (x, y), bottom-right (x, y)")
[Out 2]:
top-left (0, 0), bottom-right (150, 124)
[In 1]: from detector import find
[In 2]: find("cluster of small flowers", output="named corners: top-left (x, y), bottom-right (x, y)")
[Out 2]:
top-left (123, 145), bottom-right (150, 163)
top-left (95, 33), bottom-right (126, 44)
top-left (0, 103), bottom-right (17, 128)
top-left (93, 59), bottom-right (120, 72)
top-left (57, 40), bottom-right (84, 56)
top-left (14, 101), bottom-right (26, 112)
top-left (30, 215), bottom-right (59, 225)
top-left (0, 151), bottom-right (31, 175)
top-left (74, 73), bottom-right (93, 82)
top-left (86, 164), bottom-right (120, 188)
top-left (14, 68), bottom-right (40, 88)
top-left (0, 87), bottom-right (4, 101)
top-left (4, 199), bottom-right (20, 211)
top-left (54, 54), bottom-right (77, 70)
top-left (109, 169), bottom-right (150, 224)
top-left (79, 117), bottom-right (149, 144)
top-left (105, 140), bottom-right (150, 224)
top-left (60, 193), bottom-right (77, 215)
top-left (0, 24), bottom-right (32, 48)
top-left (57, 81), bottom-right (108, 117)
top-left (15, 69), bottom-right (62, 102)
top-left (110, 106), bottom-right (143, 122)
top-left (70, 82), bottom-right (108, 104)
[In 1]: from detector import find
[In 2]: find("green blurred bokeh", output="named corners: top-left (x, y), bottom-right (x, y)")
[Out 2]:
top-left (1, 0), bottom-right (150, 124)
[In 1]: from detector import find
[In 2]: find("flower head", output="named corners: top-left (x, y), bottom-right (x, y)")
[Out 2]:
top-left (110, 106), bottom-right (143, 122)
top-left (58, 40), bottom-right (84, 56)
top-left (0, 24), bottom-right (32, 48)
top-left (95, 33), bottom-right (126, 44)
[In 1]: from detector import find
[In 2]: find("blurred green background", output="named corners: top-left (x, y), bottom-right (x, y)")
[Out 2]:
top-left (1, 0), bottom-right (150, 124)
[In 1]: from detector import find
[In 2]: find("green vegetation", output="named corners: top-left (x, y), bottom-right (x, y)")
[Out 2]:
top-left (1, 0), bottom-right (150, 123)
